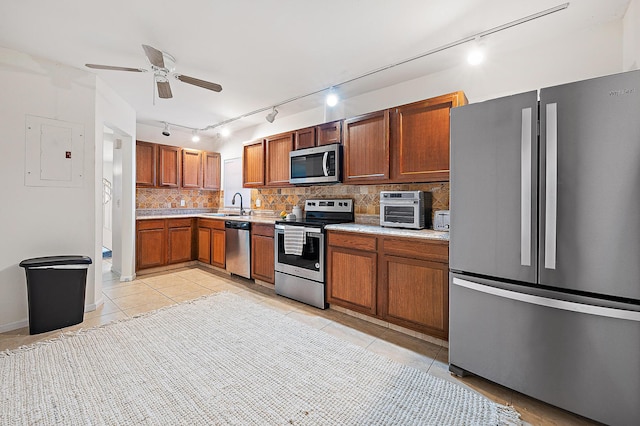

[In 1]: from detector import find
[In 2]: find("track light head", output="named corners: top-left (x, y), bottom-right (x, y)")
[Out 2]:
top-left (265, 107), bottom-right (279, 123)
top-left (162, 122), bottom-right (171, 137)
top-left (326, 88), bottom-right (339, 107)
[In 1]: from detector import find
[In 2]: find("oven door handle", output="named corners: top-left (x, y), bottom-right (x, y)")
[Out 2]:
top-left (275, 225), bottom-right (322, 234)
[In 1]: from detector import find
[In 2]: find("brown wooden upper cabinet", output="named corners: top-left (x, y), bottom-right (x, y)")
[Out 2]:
top-left (390, 91), bottom-right (468, 183)
top-left (157, 144), bottom-right (181, 187)
top-left (243, 140), bottom-right (265, 188)
top-left (294, 120), bottom-right (343, 150)
top-left (202, 151), bottom-right (221, 190)
top-left (181, 148), bottom-right (202, 188)
top-left (265, 132), bottom-right (294, 187)
top-left (294, 126), bottom-right (316, 150)
top-left (136, 141), bottom-right (157, 187)
top-left (317, 120), bottom-right (342, 146)
top-left (343, 110), bottom-right (390, 184)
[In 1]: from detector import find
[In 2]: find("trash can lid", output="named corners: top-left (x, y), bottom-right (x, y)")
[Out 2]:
top-left (19, 255), bottom-right (93, 268)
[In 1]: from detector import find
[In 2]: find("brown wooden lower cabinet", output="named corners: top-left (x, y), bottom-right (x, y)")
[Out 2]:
top-left (197, 228), bottom-right (211, 263)
top-left (137, 221), bottom-right (166, 270)
top-left (211, 229), bottom-right (226, 268)
top-left (137, 218), bottom-right (195, 271)
top-left (198, 219), bottom-right (226, 269)
top-left (327, 230), bottom-right (449, 340)
top-left (327, 245), bottom-right (378, 315)
top-left (380, 255), bottom-right (449, 339)
top-left (251, 224), bottom-right (275, 284)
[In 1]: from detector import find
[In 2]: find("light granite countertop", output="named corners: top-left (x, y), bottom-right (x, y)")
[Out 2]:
top-left (136, 212), bottom-right (279, 225)
top-left (324, 223), bottom-right (450, 241)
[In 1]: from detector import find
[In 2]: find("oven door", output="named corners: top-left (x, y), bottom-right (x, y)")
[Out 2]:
top-left (380, 202), bottom-right (420, 228)
top-left (274, 226), bottom-right (324, 282)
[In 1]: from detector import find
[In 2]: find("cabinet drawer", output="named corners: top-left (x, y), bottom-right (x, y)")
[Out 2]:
top-left (167, 218), bottom-right (193, 228)
top-left (198, 218), bottom-right (225, 230)
top-left (328, 232), bottom-right (377, 251)
top-left (382, 237), bottom-right (448, 262)
top-left (252, 223), bottom-right (274, 237)
top-left (137, 219), bottom-right (165, 231)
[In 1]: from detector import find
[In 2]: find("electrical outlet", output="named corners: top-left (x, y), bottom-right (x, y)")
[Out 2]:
top-left (255, 199), bottom-right (261, 207)
top-left (180, 200), bottom-right (186, 207)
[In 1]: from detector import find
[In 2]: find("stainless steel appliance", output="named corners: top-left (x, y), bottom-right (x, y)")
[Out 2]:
top-left (275, 198), bottom-right (354, 308)
top-left (225, 221), bottom-right (251, 279)
top-left (433, 210), bottom-right (450, 231)
top-left (289, 143), bottom-right (341, 185)
top-left (379, 190), bottom-right (431, 229)
top-left (449, 70), bottom-right (640, 426)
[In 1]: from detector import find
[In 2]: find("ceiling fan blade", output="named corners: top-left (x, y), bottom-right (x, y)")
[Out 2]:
top-left (85, 64), bottom-right (147, 72)
top-left (142, 44), bottom-right (165, 68)
top-left (175, 74), bottom-right (222, 92)
top-left (156, 80), bottom-right (173, 99)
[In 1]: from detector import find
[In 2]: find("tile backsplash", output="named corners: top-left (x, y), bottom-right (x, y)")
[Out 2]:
top-left (250, 183), bottom-right (449, 216)
top-left (136, 188), bottom-right (221, 210)
top-left (136, 183), bottom-right (449, 224)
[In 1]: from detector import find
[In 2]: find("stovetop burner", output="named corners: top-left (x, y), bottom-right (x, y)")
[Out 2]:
top-left (276, 198), bottom-right (354, 229)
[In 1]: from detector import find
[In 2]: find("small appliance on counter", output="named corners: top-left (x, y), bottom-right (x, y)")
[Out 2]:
top-left (433, 210), bottom-right (450, 231)
top-left (379, 190), bottom-right (431, 229)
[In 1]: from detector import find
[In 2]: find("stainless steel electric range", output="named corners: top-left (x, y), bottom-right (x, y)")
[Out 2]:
top-left (274, 198), bottom-right (354, 309)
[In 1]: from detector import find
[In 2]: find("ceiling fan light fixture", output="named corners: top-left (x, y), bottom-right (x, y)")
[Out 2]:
top-left (191, 129), bottom-right (200, 142)
top-left (265, 107), bottom-right (279, 123)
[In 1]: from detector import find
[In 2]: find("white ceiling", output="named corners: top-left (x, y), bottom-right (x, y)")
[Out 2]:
top-left (0, 1), bottom-right (630, 137)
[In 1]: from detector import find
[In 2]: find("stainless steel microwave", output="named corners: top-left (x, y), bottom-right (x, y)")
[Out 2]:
top-left (289, 143), bottom-right (341, 185)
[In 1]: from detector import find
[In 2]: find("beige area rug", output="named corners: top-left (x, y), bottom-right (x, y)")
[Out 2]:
top-left (0, 292), bottom-right (520, 425)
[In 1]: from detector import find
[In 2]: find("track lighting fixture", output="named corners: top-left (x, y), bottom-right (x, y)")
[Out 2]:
top-left (191, 129), bottom-right (200, 142)
top-left (326, 88), bottom-right (339, 107)
top-left (162, 122), bottom-right (171, 137)
top-left (265, 107), bottom-right (279, 123)
top-left (168, 3), bottom-right (568, 134)
top-left (467, 37), bottom-right (484, 66)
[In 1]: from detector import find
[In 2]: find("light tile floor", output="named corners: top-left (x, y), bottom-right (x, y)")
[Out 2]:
top-left (0, 261), bottom-right (598, 426)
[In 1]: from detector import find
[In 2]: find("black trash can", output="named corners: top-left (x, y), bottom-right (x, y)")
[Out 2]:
top-left (19, 255), bottom-right (92, 335)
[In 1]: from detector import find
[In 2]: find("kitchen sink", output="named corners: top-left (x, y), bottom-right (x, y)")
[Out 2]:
top-left (201, 213), bottom-right (252, 219)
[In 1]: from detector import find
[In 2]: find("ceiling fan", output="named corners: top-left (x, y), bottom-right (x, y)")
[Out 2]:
top-left (86, 44), bottom-right (222, 99)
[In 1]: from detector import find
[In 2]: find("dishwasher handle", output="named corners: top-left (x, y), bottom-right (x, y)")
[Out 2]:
top-left (224, 221), bottom-right (251, 230)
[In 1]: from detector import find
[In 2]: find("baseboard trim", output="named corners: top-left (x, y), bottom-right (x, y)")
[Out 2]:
top-left (0, 318), bottom-right (29, 333)
top-left (330, 305), bottom-right (449, 348)
top-left (84, 296), bottom-right (104, 313)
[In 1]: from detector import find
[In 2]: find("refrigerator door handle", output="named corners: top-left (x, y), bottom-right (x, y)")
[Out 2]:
top-left (545, 103), bottom-right (558, 270)
top-left (521, 107), bottom-right (532, 266)
top-left (453, 278), bottom-right (640, 322)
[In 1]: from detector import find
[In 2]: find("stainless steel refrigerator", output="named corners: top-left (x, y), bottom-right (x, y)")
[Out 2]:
top-left (449, 70), bottom-right (640, 426)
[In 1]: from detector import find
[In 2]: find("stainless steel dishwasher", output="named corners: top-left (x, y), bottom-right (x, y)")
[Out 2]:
top-left (225, 221), bottom-right (251, 279)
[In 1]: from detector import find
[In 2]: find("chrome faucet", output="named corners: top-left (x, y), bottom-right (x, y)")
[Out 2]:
top-left (232, 192), bottom-right (246, 215)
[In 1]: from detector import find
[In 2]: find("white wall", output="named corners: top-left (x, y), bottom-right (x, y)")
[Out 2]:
top-left (0, 47), bottom-right (98, 331)
top-left (623, 0), bottom-right (640, 70)
top-left (95, 78), bottom-right (136, 284)
top-left (218, 19), bottom-right (623, 156)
